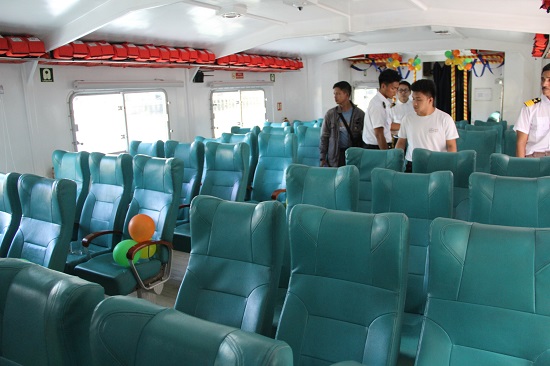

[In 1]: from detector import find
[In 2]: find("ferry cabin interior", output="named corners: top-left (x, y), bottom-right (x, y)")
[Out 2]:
top-left (1, 1), bottom-right (550, 366)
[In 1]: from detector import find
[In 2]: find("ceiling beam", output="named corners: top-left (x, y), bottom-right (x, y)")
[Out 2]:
top-left (42, 0), bottom-right (182, 51)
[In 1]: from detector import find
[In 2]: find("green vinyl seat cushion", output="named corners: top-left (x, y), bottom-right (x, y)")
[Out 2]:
top-left (490, 152), bottom-right (550, 177)
top-left (0, 173), bottom-right (21, 258)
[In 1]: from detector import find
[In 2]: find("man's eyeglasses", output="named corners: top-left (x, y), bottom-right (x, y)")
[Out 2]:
top-left (398, 89), bottom-right (410, 93)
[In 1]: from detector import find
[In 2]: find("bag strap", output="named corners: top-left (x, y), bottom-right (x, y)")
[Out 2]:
top-left (337, 110), bottom-right (353, 137)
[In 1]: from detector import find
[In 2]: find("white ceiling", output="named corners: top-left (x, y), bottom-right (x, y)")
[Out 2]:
top-left (0, 0), bottom-right (548, 61)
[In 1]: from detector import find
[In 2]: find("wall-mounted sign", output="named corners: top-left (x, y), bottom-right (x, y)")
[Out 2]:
top-left (40, 68), bottom-right (54, 82)
top-left (232, 72), bottom-right (244, 80)
top-left (270, 73), bottom-right (275, 82)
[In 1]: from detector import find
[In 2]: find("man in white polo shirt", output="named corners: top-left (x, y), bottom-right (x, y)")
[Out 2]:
top-left (515, 63), bottom-right (550, 157)
top-left (363, 69), bottom-right (401, 149)
top-left (395, 79), bottom-right (459, 172)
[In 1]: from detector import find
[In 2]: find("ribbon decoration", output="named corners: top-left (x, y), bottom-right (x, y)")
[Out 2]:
top-left (541, 0), bottom-right (550, 12)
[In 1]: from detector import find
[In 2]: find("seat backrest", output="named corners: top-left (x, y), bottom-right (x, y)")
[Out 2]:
top-left (175, 196), bottom-right (285, 336)
top-left (251, 133), bottom-right (297, 202)
top-left (469, 172), bottom-right (550, 227)
top-left (345, 147), bottom-right (404, 213)
top-left (490, 152), bottom-right (550, 177)
top-left (412, 148), bottom-right (476, 220)
top-left (264, 121), bottom-right (290, 128)
top-left (8, 174), bottom-right (76, 271)
top-left (91, 296), bottom-right (293, 366)
top-left (124, 155), bottom-right (183, 245)
top-left (371, 168), bottom-right (453, 314)
top-left (221, 132), bottom-right (258, 193)
top-left (52, 150), bottom-right (90, 223)
top-left (503, 129), bottom-right (517, 157)
top-left (296, 125), bottom-right (321, 166)
top-left (457, 129), bottom-right (498, 173)
top-left (465, 123), bottom-right (503, 153)
top-left (262, 126), bottom-right (293, 135)
top-left (416, 218), bottom-right (550, 365)
top-left (474, 119), bottom-right (508, 131)
top-left (78, 152), bottom-right (133, 251)
top-left (0, 172), bottom-right (21, 257)
top-left (0, 259), bottom-right (104, 366)
top-left (285, 164), bottom-right (359, 215)
top-left (277, 204), bottom-right (409, 365)
top-left (230, 125), bottom-right (261, 135)
top-left (129, 140), bottom-right (164, 157)
top-left (455, 120), bottom-right (468, 129)
top-left (164, 140), bottom-right (204, 222)
top-left (200, 142), bottom-right (250, 202)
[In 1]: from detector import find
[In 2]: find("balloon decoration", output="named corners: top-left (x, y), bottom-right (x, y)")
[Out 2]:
top-left (407, 56), bottom-right (422, 71)
top-left (128, 213), bottom-right (157, 259)
top-left (385, 53), bottom-right (402, 69)
top-left (541, 0), bottom-right (550, 13)
top-left (444, 49), bottom-right (474, 71)
top-left (113, 239), bottom-right (140, 267)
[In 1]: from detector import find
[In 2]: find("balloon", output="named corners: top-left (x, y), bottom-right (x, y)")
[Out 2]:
top-left (408, 65), bottom-right (415, 71)
top-left (452, 49), bottom-right (460, 57)
top-left (445, 58), bottom-right (453, 66)
top-left (457, 64), bottom-right (464, 71)
top-left (408, 58), bottom-right (414, 64)
top-left (392, 60), bottom-right (400, 68)
top-left (139, 244), bottom-right (157, 259)
top-left (388, 57), bottom-right (393, 62)
top-left (128, 214), bottom-right (155, 242)
top-left (392, 53), bottom-right (399, 60)
top-left (445, 50), bottom-right (452, 58)
top-left (415, 64), bottom-right (421, 71)
top-left (465, 63), bottom-right (473, 71)
top-left (113, 239), bottom-right (140, 267)
top-left (414, 58), bottom-right (421, 65)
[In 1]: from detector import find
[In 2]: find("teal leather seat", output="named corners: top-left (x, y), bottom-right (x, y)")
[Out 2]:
top-left (90, 296), bottom-right (293, 366)
top-left (0, 172), bottom-right (21, 257)
top-left (296, 125), bottom-right (321, 166)
top-left (74, 155), bottom-right (183, 295)
top-left (490, 152), bottom-right (550, 177)
top-left (293, 120), bottom-right (318, 128)
top-left (416, 218), bottom-right (550, 365)
top-left (276, 204), bottom-right (409, 365)
top-left (250, 133), bottom-right (297, 202)
top-left (465, 123), bottom-right (503, 153)
top-left (0, 259), bottom-right (104, 366)
top-left (221, 132), bottom-right (259, 198)
top-left (52, 150), bottom-right (90, 228)
top-left (194, 136), bottom-right (221, 144)
top-left (412, 148), bottom-right (476, 220)
top-left (173, 142), bottom-right (250, 246)
top-left (262, 126), bottom-right (293, 135)
top-left (174, 196), bottom-right (285, 336)
top-left (8, 175), bottom-right (76, 271)
top-left (474, 119), bottom-right (508, 131)
top-left (164, 140), bottom-right (204, 226)
top-left (371, 168), bottom-right (453, 365)
top-left (345, 147), bottom-right (404, 213)
top-left (455, 120), bottom-right (468, 129)
top-left (264, 121), bottom-right (290, 128)
top-left (129, 140), bottom-right (164, 157)
top-left (230, 125), bottom-right (261, 135)
top-left (503, 129), bottom-right (517, 156)
top-left (457, 129), bottom-right (498, 173)
top-left (65, 153), bottom-right (133, 274)
top-left (469, 172), bottom-right (550, 227)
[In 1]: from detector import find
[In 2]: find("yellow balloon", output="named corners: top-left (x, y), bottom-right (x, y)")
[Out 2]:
top-left (392, 60), bottom-right (400, 68)
top-left (139, 244), bottom-right (157, 259)
top-left (445, 58), bottom-right (453, 66)
top-left (415, 64), bottom-right (421, 71)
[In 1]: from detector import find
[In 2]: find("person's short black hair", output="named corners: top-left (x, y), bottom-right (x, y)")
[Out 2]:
top-left (542, 63), bottom-right (550, 74)
top-left (333, 81), bottom-right (352, 96)
top-left (399, 80), bottom-right (411, 90)
top-left (411, 79), bottom-right (436, 100)
top-left (379, 69), bottom-right (401, 87)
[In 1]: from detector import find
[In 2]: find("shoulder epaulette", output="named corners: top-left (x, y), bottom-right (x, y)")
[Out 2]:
top-left (524, 98), bottom-right (541, 107)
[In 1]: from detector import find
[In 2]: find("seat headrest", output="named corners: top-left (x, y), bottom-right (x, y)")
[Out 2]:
top-left (52, 150), bottom-right (90, 183)
top-left (412, 148), bottom-right (476, 188)
top-left (132, 155), bottom-right (183, 194)
top-left (205, 142), bottom-right (249, 172)
top-left (89, 152), bottom-right (133, 187)
top-left (0, 172), bottom-right (21, 215)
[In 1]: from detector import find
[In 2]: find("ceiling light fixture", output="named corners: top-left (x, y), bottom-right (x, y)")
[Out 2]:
top-left (283, 0), bottom-right (308, 10)
top-left (218, 4), bottom-right (247, 18)
top-left (324, 34), bottom-right (349, 43)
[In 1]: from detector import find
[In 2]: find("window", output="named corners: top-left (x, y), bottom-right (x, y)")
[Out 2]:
top-left (70, 90), bottom-right (170, 153)
top-left (211, 89), bottom-right (266, 137)
top-left (353, 86), bottom-right (378, 113)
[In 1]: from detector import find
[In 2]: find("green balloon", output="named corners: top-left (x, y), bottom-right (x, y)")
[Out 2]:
top-left (445, 50), bottom-right (452, 58)
top-left (113, 239), bottom-right (140, 267)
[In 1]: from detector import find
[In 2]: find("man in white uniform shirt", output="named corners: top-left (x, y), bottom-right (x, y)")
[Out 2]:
top-left (515, 63), bottom-right (550, 157)
top-left (363, 69), bottom-right (401, 149)
top-left (395, 79), bottom-right (459, 172)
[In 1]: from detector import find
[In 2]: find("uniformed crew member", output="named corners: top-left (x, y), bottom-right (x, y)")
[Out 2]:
top-left (362, 69), bottom-right (401, 150)
top-left (515, 63), bottom-right (550, 157)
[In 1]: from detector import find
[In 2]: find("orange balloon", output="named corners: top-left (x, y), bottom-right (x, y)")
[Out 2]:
top-left (452, 49), bottom-right (460, 57)
top-left (128, 214), bottom-right (155, 242)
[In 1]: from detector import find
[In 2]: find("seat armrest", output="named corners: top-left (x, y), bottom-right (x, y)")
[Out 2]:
top-left (178, 203), bottom-right (190, 209)
top-left (82, 230), bottom-right (123, 247)
top-left (127, 240), bottom-right (173, 292)
top-left (271, 188), bottom-right (286, 200)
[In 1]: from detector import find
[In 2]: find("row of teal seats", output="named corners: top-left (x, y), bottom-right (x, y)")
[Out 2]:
top-left (8, 152), bottom-right (184, 298)
top-left (455, 119), bottom-right (517, 159)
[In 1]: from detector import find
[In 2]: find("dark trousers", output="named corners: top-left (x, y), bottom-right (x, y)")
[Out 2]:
top-left (364, 143), bottom-right (393, 150)
top-left (405, 161), bottom-right (413, 173)
top-left (338, 148), bottom-right (347, 167)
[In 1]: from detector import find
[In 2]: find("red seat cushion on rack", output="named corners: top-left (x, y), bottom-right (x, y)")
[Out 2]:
top-left (84, 42), bottom-right (103, 59)
top-left (111, 44), bottom-right (128, 60)
top-left (297, 60), bottom-right (304, 69)
top-left (283, 58), bottom-right (291, 69)
top-left (195, 49), bottom-right (209, 63)
top-left (136, 46), bottom-right (151, 61)
top-left (156, 46), bottom-right (170, 62)
top-left (6, 36), bottom-right (29, 57)
top-left (185, 47), bottom-right (198, 62)
top-left (70, 41), bottom-right (88, 58)
top-left (288, 60), bottom-right (297, 70)
top-left (52, 44), bottom-right (73, 59)
top-left (96, 41), bottom-right (114, 59)
top-left (123, 43), bottom-right (139, 59)
top-left (164, 46), bottom-right (180, 62)
top-left (26, 37), bottom-right (46, 57)
top-left (228, 54), bottom-right (237, 64)
top-left (177, 48), bottom-right (190, 63)
top-left (217, 56), bottom-right (229, 65)
top-left (234, 53), bottom-right (244, 65)
top-left (0, 36), bottom-right (8, 55)
top-left (241, 53), bottom-right (251, 65)
top-left (250, 55), bottom-right (261, 66)
top-left (145, 45), bottom-right (160, 60)
top-left (204, 50), bottom-right (215, 63)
